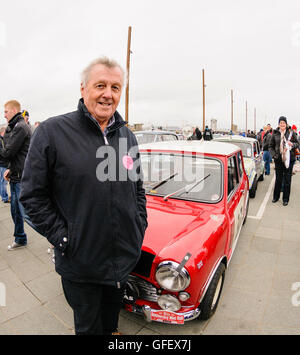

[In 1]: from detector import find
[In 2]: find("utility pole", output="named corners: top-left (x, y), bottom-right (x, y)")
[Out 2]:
top-left (246, 101), bottom-right (248, 134)
top-left (202, 69), bottom-right (206, 131)
top-left (254, 108), bottom-right (257, 134)
top-left (231, 89), bottom-right (234, 132)
top-left (125, 26), bottom-right (132, 125)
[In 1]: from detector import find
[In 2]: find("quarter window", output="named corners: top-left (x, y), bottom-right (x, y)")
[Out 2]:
top-left (228, 156), bottom-right (239, 195)
top-left (237, 152), bottom-right (244, 178)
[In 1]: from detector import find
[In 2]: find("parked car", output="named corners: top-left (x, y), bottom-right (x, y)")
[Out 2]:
top-left (214, 135), bottom-right (264, 198)
top-left (123, 140), bottom-right (249, 324)
top-left (134, 131), bottom-right (179, 145)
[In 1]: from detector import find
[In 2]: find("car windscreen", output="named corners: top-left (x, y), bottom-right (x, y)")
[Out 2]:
top-left (223, 141), bottom-right (252, 158)
top-left (141, 153), bottom-right (223, 203)
top-left (135, 134), bottom-right (156, 145)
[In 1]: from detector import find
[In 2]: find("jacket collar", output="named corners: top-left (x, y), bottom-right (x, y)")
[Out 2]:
top-left (77, 98), bottom-right (126, 133)
top-left (8, 113), bottom-right (23, 130)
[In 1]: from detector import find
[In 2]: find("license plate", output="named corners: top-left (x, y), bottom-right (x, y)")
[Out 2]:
top-left (151, 310), bottom-right (184, 324)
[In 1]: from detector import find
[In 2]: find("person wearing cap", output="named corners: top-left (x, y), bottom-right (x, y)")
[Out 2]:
top-left (269, 116), bottom-right (299, 206)
top-left (22, 110), bottom-right (34, 133)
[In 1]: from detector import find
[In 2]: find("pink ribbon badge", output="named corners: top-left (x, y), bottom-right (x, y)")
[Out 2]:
top-left (122, 155), bottom-right (134, 170)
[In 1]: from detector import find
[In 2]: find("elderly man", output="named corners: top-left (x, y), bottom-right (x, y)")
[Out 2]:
top-left (20, 57), bottom-right (148, 335)
top-left (0, 100), bottom-right (32, 250)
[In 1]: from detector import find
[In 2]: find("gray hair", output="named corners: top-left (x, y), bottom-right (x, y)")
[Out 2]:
top-left (81, 57), bottom-right (125, 87)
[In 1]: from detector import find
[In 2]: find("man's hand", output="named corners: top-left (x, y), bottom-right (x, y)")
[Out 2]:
top-left (4, 169), bottom-right (10, 181)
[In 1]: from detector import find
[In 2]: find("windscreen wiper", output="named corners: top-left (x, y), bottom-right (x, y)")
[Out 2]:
top-left (163, 174), bottom-right (211, 201)
top-left (146, 173), bottom-right (178, 191)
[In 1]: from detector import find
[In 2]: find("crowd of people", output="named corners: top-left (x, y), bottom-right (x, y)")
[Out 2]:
top-left (0, 56), bottom-right (299, 335)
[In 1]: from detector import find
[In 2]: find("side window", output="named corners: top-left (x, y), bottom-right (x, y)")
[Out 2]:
top-left (155, 135), bottom-right (164, 142)
top-left (256, 141), bottom-right (260, 154)
top-left (228, 156), bottom-right (239, 196)
top-left (237, 152), bottom-right (243, 178)
top-left (163, 135), bottom-right (177, 141)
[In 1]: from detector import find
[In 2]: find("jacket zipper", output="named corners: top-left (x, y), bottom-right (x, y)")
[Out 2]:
top-left (90, 117), bottom-right (123, 288)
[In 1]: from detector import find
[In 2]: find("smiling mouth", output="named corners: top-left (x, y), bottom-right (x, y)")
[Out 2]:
top-left (98, 102), bottom-right (112, 107)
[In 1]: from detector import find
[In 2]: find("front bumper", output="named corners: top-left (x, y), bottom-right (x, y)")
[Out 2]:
top-left (125, 303), bottom-right (201, 324)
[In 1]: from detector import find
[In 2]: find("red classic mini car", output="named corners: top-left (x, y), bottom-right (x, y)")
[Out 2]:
top-left (123, 141), bottom-right (249, 324)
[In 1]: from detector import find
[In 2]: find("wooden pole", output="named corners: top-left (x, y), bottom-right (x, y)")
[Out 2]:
top-left (231, 90), bottom-right (234, 132)
top-left (202, 69), bottom-right (205, 131)
top-left (246, 101), bottom-right (248, 134)
top-left (125, 26), bottom-right (132, 125)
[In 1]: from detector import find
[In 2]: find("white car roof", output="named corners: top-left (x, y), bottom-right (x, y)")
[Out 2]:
top-left (139, 140), bottom-right (240, 156)
top-left (215, 135), bottom-right (257, 143)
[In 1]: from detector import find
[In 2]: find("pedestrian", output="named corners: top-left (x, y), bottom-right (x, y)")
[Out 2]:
top-left (188, 127), bottom-right (202, 140)
top-left (203, 125), bottom-right (213, 141)
top-left (22, 110), bottom-right (34, 133)
top-left (269, 116), bottom-right (299, 206)
top-left (0, 100), bottom-right (32, 249)
top-left (20, 57), bottom-right (148, 335)
top-left (0, 127), bottom-right (9, 203)
top-left (33, 121), bottom-right (41, 130)
top-left (262, 126), bottom-right (272, 175)
top-left (257, 128), bottom-right (265, 149)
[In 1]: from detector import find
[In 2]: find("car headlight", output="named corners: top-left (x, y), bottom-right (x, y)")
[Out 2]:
top-left (157, 294), bottom-right (181, 312)
top-left (155, 261), bottom-right (190, 292)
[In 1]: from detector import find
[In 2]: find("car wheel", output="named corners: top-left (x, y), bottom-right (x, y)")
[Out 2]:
top-left (258, 171), bottom-right (264, 181)
top-left (249, 176), bottom-right (257, 198)
top-left (199, 263), bottom-right (225, 320)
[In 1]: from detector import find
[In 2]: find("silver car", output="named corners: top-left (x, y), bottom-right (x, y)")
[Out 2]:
top-left (214, 136), bottom-right (264, 198)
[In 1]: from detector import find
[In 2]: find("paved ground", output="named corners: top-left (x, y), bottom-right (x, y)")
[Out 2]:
top-left (0, 162), bottom-right (300, 335)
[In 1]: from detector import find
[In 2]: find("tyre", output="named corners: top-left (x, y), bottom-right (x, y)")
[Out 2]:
top-left (199, 263), bottom-right (225, 320)
top-left (249, 176), bottom-right (257, 198)
top-left (258, 171), bottom-right (264, 181)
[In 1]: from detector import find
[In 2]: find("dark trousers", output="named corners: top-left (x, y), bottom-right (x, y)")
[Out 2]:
top-left (273, 160), bottom-right (294, 202)
top-left (61, 278), bottom-right (124, 335)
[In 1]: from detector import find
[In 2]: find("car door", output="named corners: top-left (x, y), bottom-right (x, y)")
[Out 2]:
top-left (237, 151), bottom-right (248, 221)
top-left (254, 141), bottom-right (262, 177)
top-left (227, 154), bottom-right (244, 255)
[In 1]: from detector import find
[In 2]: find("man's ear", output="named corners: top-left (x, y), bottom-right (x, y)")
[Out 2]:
top-left (80, 83), bottom-right (85, 98)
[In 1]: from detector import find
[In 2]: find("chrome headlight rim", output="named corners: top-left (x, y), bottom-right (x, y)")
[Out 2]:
top-left (155, 260), bottom-right (191, 292)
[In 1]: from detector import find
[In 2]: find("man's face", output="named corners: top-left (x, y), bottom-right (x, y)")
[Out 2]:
top-left (81, 64), bottom-right (124, 123)
top-left (4, 105), bottom-right (17, 122)
top-left (267, 124), bottom-right (271, 131)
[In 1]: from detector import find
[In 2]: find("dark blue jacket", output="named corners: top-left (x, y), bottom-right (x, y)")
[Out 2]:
top-left (20, 99), bottom-right (147, 287)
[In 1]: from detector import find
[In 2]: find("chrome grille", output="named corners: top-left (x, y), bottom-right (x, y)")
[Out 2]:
top-left (128, 275), bottom-right (158, 302)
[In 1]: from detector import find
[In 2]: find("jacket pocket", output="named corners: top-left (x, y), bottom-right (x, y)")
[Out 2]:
top-left (66, 222), bottom-right (77, 258)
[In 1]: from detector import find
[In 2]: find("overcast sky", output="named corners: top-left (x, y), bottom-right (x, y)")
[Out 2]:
top-left (0, 0), bottom-right (300, 131)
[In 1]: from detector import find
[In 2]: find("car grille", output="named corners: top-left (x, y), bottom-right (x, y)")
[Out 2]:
top-left (128, 275), bottom-right (159, 303)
